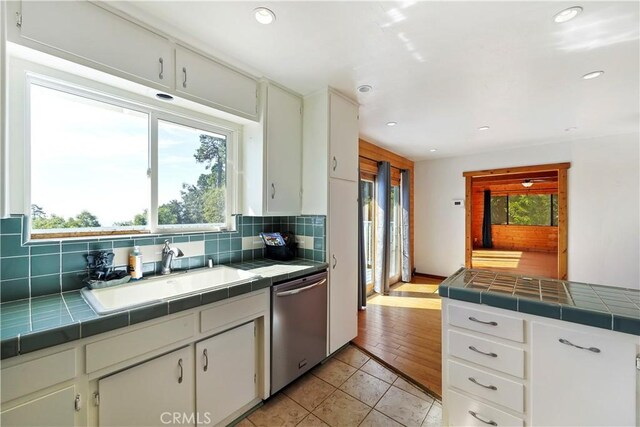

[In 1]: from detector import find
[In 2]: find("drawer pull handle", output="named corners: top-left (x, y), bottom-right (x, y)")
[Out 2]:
top-left (469, 410), bottom-right (498, 426)
top-left (469, 316), bottom-right (498, 326)
top-left (177, 358), bottom-right (184, 383)
top-left (203, 349), bottom-right (209, 372)
top-left (469, 345), bottom-right (498, 358)
top-left (468, 377), bottom-right (497, 390)
top-left (158, 57), bottom-right (164, 79)
top-left (559, 338), bottom-right (601, 353)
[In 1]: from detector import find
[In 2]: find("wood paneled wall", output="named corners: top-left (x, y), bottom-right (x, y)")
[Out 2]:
top-left (472, 182), bottom-right (559, 253)
top-left (359, 139), bottom-right (415, 274)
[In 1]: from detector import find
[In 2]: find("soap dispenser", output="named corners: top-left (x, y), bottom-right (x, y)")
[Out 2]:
top-left (128, 246), bottom-right (143, 280)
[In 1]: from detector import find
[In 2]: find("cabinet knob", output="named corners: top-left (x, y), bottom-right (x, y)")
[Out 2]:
top-left (177, 358), bottom-right (184, 383)
top-left (158, 57), bottom-right (164, 80)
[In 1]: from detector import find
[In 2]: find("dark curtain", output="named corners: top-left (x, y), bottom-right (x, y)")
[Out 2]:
top-left (357, 174), bottom-right (367, 309)
top-left (375, 161), bottom-right (391, 294)
top-left (482, 189), bottom-right (493, 248)
top-left (400, 169), bottom-right (411, 282)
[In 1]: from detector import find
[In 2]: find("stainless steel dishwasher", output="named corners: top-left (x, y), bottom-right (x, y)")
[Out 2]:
top-left (271, 271), bottom-right (328, 394)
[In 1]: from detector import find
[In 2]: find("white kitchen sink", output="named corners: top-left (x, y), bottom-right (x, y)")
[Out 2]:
top-left (81, 266), bottom-right (259, 315)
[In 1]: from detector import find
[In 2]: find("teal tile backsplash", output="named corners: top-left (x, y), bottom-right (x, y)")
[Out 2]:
top-left (0, 214), bottom-right (325, 302)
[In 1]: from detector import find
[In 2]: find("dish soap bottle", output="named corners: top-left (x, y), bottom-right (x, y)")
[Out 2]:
top-left (128, 246), bottom-right (143, 280)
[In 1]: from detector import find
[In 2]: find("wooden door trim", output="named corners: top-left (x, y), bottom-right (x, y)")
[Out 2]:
top-left (464, 163), bottom-right (570, 279)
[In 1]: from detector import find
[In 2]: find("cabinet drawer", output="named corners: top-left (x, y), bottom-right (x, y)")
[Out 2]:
top-left (449, 330), bottom-right (524, 378)
top-left (1, 349), bottom-right (76, 403)
top-left (86, 314), bottom-right (195, 374)
top-left (448, 360), bottom-right (524, 413)
top-left (448, 389), bottom-right (523, 427)
top-left (449, 304), bottom-right (524, 342)
top-left (200, 292), bottom-right (267, 334)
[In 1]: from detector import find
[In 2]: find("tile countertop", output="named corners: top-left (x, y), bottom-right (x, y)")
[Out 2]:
top-left (0, 258), bottom-right (328, 360)
top-left (439, 268), bottom-right (640, 336)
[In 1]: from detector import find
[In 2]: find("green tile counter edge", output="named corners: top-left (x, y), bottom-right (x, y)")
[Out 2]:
top-left (0, 258), bottom-right (328, 359)
top-left (439, 268), bottom-right (640, 337)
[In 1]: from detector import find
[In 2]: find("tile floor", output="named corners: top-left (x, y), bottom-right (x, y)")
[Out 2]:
top-left (237, 345), bottom-right (442, 427)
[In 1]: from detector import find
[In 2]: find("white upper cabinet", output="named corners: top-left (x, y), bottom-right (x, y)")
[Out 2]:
top-left (242, 82), bottom-right (302, 216)
top-left (329, 93), bottom-right (359, 182)
top-left (265, 84), bottom-right (302, 215)
top-left (175, 45), bottom-right (258, 120)
top-left (18, 1), bottom-right (174, 89)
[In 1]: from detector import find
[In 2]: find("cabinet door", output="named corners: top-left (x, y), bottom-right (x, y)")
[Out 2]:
top-left (196, 322), bottom-right (257, 426)
top-left (175, 46), bottom-right (258, 119)
top-left (329, 93), bottom-right (359, 182)
top-left (20, 1), bottom-right (173, 89)
top-left (265, 85), bottom-right (302, 215)
top-left (1, 386), bottom-right (76, 427)
top-left (98, 346), bottom-right (194, 427)
top-left (531, 322), bottom-right (637, 426)
top-left (328, 178), bottom-right (358, 353)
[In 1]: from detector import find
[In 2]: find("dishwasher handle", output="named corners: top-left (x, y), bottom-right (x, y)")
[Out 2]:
top-left (276, 279), bottom-right (327, 297)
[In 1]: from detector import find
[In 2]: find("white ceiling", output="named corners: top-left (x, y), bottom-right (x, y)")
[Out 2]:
top-left (111, 1), bottom-right (640, 161)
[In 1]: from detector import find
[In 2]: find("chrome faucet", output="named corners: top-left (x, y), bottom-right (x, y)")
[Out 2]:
top-left (161, 240), bottom-right (184, 275)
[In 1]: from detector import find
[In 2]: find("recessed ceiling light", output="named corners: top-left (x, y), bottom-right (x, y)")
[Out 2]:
top-left (254, 7), bottom-right (275, 25)
top-left (582, 70), bottom-right (604, 80)
top-left (565, 126), bottom-right (577, 132)
top-left (386, 121), bottom-right (397, 127)
top-left (553, 6), bottom-right (583, 23)
top-left (357, 85), bottom-right (373, 93)
top-left (429, 148), bottom-right (437, 152)
top-left (478, 126), bottom-right (490, 131)
top-left (156, 93), bottom-right (174, 101)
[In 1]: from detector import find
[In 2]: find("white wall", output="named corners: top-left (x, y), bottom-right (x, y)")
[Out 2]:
top-left (414, 133), bottom-right (640, 289)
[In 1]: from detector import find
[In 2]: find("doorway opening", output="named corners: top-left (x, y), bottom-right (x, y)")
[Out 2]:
top-left (464, 163), bottom-right (570, 279)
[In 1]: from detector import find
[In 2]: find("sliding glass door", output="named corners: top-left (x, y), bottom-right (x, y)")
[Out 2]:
top-left (361, 180), bottom-right (375, 294)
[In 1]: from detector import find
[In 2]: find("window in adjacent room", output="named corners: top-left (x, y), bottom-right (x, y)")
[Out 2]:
top-left (490, 194), bottom-right (559, 226)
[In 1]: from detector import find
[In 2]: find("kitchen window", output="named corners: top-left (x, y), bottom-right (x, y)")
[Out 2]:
top-left (24, 76), bottom-right (237, 238)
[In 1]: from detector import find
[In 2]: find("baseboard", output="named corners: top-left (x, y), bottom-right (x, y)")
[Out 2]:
top-left (414, 272), bottom-right (447, 280)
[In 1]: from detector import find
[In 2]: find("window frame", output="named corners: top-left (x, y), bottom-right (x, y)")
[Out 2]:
top-left (13, 63), bottom-right (240, 240)
top-left (490, 193), bottom-right (558, 227)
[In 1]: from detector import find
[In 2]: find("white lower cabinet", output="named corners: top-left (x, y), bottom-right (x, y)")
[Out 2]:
top-left (98, 346), bottom-right (195, 427)
top-left (530, 321), bottom-right (637, 426)
top-left (442, 299), bottom-right (639, 427)
top-left (0, 386), bottom-right (77, 427)
top-left (328, 178), bottom-right (358, 353)
top-left (196, 322), bottom-right (258, 426)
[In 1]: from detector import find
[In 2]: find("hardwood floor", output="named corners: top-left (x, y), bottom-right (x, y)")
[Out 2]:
top-left (472, 249), bottom-right (558, 278)
top-left (352, 277), bottom-right (442, 399)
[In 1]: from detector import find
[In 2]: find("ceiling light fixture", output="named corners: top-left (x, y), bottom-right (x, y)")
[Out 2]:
top-left (522, 180), bottom-right (534, 188)
top-left (478, 126), bottom-right (490, 131)
top-left (386, 121), bottom-right (397, 127)
top-left (553, 6), bottom-right (583, 23)
top-left (565, 126), bottom-right (577, 132)
top-left (429, 149), bottom-right (437, 152)
top-left (582, 70), bottom-right (604, 80)
top-left (357, 85), bottom-right (373, 93)
top-left (254, 7), bottom-right (276, 25)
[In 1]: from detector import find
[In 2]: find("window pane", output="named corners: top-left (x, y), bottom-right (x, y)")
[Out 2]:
top-left (552, 194), bottom-right (559, 226)
top-left (30, 84), bottom-right (149, 231)
top-left (361, 180), bottom-right (374, 285)
top-left (490, 196), bottom-right (508, 225)
top-left (508, 194), bottom-right (553, 226)
top-left (158, 120), bottom-right (227, 226)
top-left (389, 185), bottom-right (400, 279)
